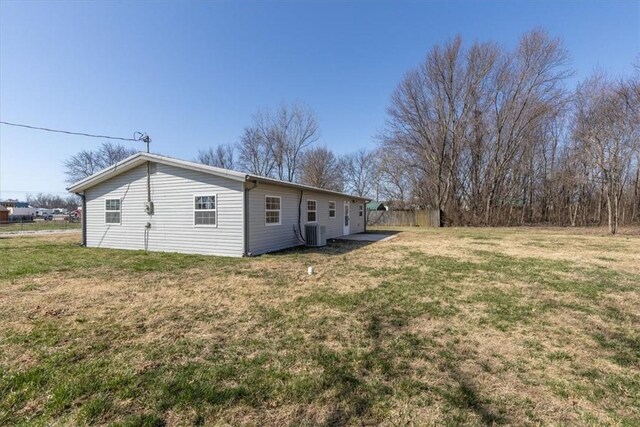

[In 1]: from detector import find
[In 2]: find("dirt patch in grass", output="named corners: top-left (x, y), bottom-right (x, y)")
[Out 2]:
top-left (1, 228), bottom-right (639, 425)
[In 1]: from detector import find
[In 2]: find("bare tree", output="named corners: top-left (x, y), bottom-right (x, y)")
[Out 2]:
top-left (253, 102), bottom-right (320, 182)
top-left (236, 127), bottom-right (276, 177)
top-left (236, 102), bottom-right (319, 180)
top-left (64, 142), bottom-right (137, 183)
top-left (377, 147), bottom-right (416, 209)
top-left (26, 193), bottom-right (80, 211)
top-left (196, 144), bottom-right (235, 169)
top-left (481, 30), bottom-right (572, 224)
top-left (573, 73), bottom-right (640, 234)
top-left (380, 30), bottom-right (574, 226)
top-left (342, 149), bottom-right (378, 198)
top-left (63, 150), bottom-right (102, 183)
top-left (382, 36), bottom-right (500, 217)
top-left (299, 147), bottom-right (343, 191)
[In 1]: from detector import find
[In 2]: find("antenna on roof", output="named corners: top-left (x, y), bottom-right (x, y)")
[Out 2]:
top-left (134, 132), bottom-right (152, 153)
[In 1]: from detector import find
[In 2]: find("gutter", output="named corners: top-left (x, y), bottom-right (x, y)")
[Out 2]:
top-left (247, 175), bottom-right (369, 203)
top-left (243, 179), bottom-right (258, 256)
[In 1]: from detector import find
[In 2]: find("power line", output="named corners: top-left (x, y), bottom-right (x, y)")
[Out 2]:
top-left (0, 121), bottom-right (147, 142)
top-left (1, 190), bottom-right (73, 195)
top-left (0, 121), bottom-right (152, 200)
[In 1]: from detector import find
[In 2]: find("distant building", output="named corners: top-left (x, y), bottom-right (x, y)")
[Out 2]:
top-left (0, 200), bottom-right (30, 208)
top-left (0, 205), bottom-right (9, 224)
top-left (1, 200), bottom-right (37, 220)
top-left (366, 201), bottom-right (388, 211)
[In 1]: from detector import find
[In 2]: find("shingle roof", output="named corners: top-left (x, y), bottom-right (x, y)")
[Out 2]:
top-left (67, 152), bottom-right (369, 201)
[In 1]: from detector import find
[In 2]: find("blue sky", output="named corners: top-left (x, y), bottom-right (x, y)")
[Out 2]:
top-left (1, 1), bottom-right (638, 199)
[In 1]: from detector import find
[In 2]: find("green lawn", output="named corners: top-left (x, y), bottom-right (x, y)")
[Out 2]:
top-left (0, 228), bottom-right (639, 426)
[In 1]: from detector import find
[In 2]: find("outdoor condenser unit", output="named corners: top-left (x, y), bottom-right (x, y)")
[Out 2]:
top-left (305, 224), bottom-right (327, 247)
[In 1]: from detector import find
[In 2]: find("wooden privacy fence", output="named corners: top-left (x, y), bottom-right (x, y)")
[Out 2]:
top-left (367, 209), bottom-right (441, 227)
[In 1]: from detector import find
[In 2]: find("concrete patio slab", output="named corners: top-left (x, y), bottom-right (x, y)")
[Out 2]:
top-left (334, 233), bottom-right (398, 242)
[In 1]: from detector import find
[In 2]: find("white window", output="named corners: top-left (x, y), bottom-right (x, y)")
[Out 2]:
top-left (194, 195), bottom-right (216, 226)
top-left (329, 201), bottom-right (336, 218)
top-left (307, 200), bottom-right (317, 223)
top-left (265, 196), bottom-right (281, 225)
top-left (359, 204), bottom-right (364, 217)
top-left (105, 199), bottom-right (121, 224)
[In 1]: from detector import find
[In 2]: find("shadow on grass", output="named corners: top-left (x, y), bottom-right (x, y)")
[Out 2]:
top-left (447, 370), bottom-right (509, 425)
top-left (592, 327), bottom-right (640, 368)
top-left (265, 234), bottom-right (400, 257)
top-left (259, 239), bottom-right (375, 258)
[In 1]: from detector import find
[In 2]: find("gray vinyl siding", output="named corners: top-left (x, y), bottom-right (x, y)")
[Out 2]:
top-left (84, 162), bottom-right (244, 256)
top-left (247, 182), bottom-right (366, 255)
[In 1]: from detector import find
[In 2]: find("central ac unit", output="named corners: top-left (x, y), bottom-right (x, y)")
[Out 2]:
top-left (305, 224), bottom-right (327, 247)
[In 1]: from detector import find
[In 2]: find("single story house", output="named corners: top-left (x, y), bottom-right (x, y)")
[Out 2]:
top-left (67, 152), bottom-right (369, 257)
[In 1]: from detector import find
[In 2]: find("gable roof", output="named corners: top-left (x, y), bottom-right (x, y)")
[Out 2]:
top-left (366, 201), bottom-right (387, 210)
top-left (67, 152), bottom-right (369, 201)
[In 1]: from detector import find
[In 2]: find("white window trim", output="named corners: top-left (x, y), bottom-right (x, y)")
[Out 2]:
top-left (104, 198), bottom-right (122, 225)
top-left (359, 204), bottom-right (364, 217)
top-left (329, 201), bottom-right (336, 219)
top-left (265, 195), bottom-right (281, 226)
top-left (307, 199), bottom-right (317, 223)
top-left (193, 194), bottom-right (217, 228)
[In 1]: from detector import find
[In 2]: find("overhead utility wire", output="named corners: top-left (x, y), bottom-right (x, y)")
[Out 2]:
top-left (0, 121), bottom-right (148, 143)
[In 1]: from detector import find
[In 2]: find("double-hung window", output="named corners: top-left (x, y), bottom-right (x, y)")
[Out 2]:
top-left (105, 199), bottom-right (121, 224)
top-left (194, 195), bottom-right (216, 226)
top-left (265, 196), bottom-right (281, 225)
top-left (307, 200), bottom-right (317, 223)
top-left (329, 201), bottom-right (336, 218)
top-left (359, 204), bottom-right (364, 217)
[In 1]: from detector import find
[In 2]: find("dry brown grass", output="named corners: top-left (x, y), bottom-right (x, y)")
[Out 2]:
top-left (1, 228), bottom-right (639, 426)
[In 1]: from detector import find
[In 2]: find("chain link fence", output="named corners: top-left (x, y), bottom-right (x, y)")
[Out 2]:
top-left (0, 219), bottom-right (81, 234)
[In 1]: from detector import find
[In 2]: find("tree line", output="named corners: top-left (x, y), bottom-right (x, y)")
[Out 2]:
top-left (63, 116), bottom-right (378, 201)
top-left (25, 193), bottom-right (80, 211)
top-left (379, 30), bottom-right (639, 233)
top-left (64, 30), bottom-right (639, 233)
top-left (194, 102), bottom-right (379, 198)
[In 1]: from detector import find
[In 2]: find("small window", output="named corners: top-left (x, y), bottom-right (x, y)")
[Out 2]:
top-left (359, 204), bottom-right (364, 217)
top-left (329, 201), bottom-right (336, 218)
top-left (265, 196), bottom-right (281, 225)
top-left (194, 195), bottom-right (216, 226)
top-left (105, 198), bottom-right (121, 224)
top-left (307, 200), bottom-right (317, 223)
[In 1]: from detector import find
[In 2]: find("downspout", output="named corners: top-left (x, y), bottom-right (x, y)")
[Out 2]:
top-left (296, 190), bottom-right (306, 243)
top-left (76, 192), bottom-right (86, 247)
top-left (364, 199), bottom-right (369, 233)
top-left (243, 179), bottom-right (258, 256)
top-left (144, 161), bottom-right (154, 251)
top-left (147, 161), bottom-right (151, 205)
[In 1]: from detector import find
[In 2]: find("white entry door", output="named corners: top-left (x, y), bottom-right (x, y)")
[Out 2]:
top-left (343, 201), bottom-right (350, 235)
